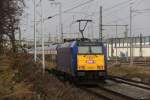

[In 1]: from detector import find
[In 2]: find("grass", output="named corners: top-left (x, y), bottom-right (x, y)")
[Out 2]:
top-left (0, 54), bottom-right (132, 100)
top-left (0, 54), bottom-right (34, 100)
top-left (108, 64), bottom-right (150, 83)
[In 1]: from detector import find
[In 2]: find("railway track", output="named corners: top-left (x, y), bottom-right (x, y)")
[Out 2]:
top-left (121, 62), bottom-right (150, 66)
top-left (80, 85), bottom-right (137, 100)
top-left (109, 76), bottom-right (150, 91)
top-left (46, 69), bottom-right (150, 100)
top-left (76, 77), bottom-right (150, 100)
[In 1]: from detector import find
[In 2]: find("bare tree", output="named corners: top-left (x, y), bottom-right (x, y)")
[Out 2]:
top-left (0, 0), bottom-right (24, 53)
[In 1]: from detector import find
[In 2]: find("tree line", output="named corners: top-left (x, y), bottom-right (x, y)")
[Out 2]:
top-left (0, 0), bottom-right (24, 54)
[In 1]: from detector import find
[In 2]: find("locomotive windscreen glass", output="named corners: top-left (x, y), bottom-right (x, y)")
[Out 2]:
top-left (78, 46), bottom-right (89, 54)
top-left (91, 46), bottom-right (103, 54)
top-left (78, 46), bottom-right (103, 54)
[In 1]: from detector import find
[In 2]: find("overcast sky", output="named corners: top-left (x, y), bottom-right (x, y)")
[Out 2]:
top-left (20, 0), bottom-right (150, 41)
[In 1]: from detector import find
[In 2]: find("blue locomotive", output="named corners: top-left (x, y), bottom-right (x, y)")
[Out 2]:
top-left (29, 39), bottom-right (107, 82)
top-left (54, 39), bottom-right (107, 82)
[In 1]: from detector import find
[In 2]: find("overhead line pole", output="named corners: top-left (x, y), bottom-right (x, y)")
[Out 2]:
top-left (102, 24), bottom-right (128, 60)
top-left (139, 33), bottom-right (143, 57)
top-left (125, 25), bottom-right (129, 62)
top-left (59, 3), bottom-right (63, 43)
top-left (99, 6), bottom-right (103, 42)
top-left (130, 6), bottom-right (133, 65)
top-left (128, 6), bottom-right (149, 64)
top-left (115, 24), bottom-right (118, 63)
top-left (41, 0), bottom-right (45, 75)
top-left (50, 1), bottom-right (63, 43)
top-left (34, 0), bottom-right (37, 62)
top-left (19, 27), bottom-right (22, 46)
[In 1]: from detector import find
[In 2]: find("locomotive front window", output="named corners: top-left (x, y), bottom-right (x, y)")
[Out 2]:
top-left (78, 46), bottom-right (103, 54)
top-left (78, 46), bottom-right (90, 54)
top-left (91, 46), bottom-right (103, 54)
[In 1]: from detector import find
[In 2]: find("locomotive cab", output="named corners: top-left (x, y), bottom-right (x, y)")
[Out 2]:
top-left (76, 41), bottom-right (107, 80)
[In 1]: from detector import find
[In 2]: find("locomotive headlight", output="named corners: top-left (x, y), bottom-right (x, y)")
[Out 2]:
top-left (78, 66), bottom-right (85, 70)
top-left (97, 66), bottom-right (102, 70)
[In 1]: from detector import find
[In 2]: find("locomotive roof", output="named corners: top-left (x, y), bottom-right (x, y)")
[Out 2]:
top-left (77, 41), bottom-right (103, 46)
top-left (57, 41), bottom-right (75, 48)
top-left (57, 40), bottom-right (104, 48)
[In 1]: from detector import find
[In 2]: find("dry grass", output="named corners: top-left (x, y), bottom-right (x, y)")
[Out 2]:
top-left (2, 82), bottom-right (34, 100)
top-left (0, 54), bottom-right (103, 100)
top-left (0, 54), bottom-right (35, 100)
top-left (108, 64), bottom-right (150, 83)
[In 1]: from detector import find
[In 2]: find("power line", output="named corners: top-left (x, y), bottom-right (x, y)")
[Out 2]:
top-left (104, 4), bottom-right (130, 16)
top-left (86, 0), bottom-right (130, 15)
top-left (104, 0), bottom-right (144, 24)
top-left (102, 0), bottom-right (140, 18)
top-left (83, 0), bottom-right (136, 20)
top-left (63, 11), bottom-right (89, 15)
top-left (105, 10), bottom-right (149, 25)
top-left (134, 9), bottom-right (150, 12)
top-left (63, 0), bottom-right (94, 13)
top-left (45, 0), bottom-right (94, 20)
top-left (133, 27), bottom-right (150, 30)
top-left (132, 0), bottom-right (142, 9)
top-left (103, 0), bottom-right (130, 12)
top-left (84, 3), bottom-right (131, 17)
top-left (105, 14), bottom-right (139, 24)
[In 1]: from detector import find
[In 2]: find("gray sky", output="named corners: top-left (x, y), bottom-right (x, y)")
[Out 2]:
top-left (20, 0), bottom-right (150, 41)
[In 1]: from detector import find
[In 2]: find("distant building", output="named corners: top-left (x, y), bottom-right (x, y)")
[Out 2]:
top-left (106, 35), bottom-right (150, 57)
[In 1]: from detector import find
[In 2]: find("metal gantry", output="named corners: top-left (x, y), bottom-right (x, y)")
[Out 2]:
top-left (102, 24), bottom-right (128, 62)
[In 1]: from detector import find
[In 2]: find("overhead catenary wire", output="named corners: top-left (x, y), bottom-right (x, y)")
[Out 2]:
top-left (106, 0), bottom-right (141, 15)
top-left (83, 0), bottom-right (137, 20)
top-left (32, 0), bottom-right (150, 42)
top-left (83, 3), bottom-right (131, 19)
top-left (103, 0), bottom-right (131, 12)
top-left (102, 0), bottom-right (139, 19)
top-left (103, 0), bottom-right (143, 24)
top-left (105, 13), bottom-right (139, 24)
top-left (106, 8), bottom-right (150, 24)
top-left (103, 3), bottom-right (131, 16)
top-left (45, 0), bottom-right (94, 21)
top-left (132, 0), bottom-right (142, 9)
top-left (90, 0), bottom-right (141, 19)
top-left (108, 0), bottom-right (148, 24)
top-left (44, 0), bottom-right (139, 30)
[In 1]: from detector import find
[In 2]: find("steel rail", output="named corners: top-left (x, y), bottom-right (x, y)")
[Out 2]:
top-left (80, 87), bottom-right (112, 100)
top-left (109, 77), bottom-right (150, 92)
top-left (109, 75), bottom-right (150, 86)
top-left (97, 85), bottom-right (137, 100)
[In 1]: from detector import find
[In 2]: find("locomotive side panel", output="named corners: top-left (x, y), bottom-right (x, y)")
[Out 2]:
top-left (57, 48), bottom-right (73, 75)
